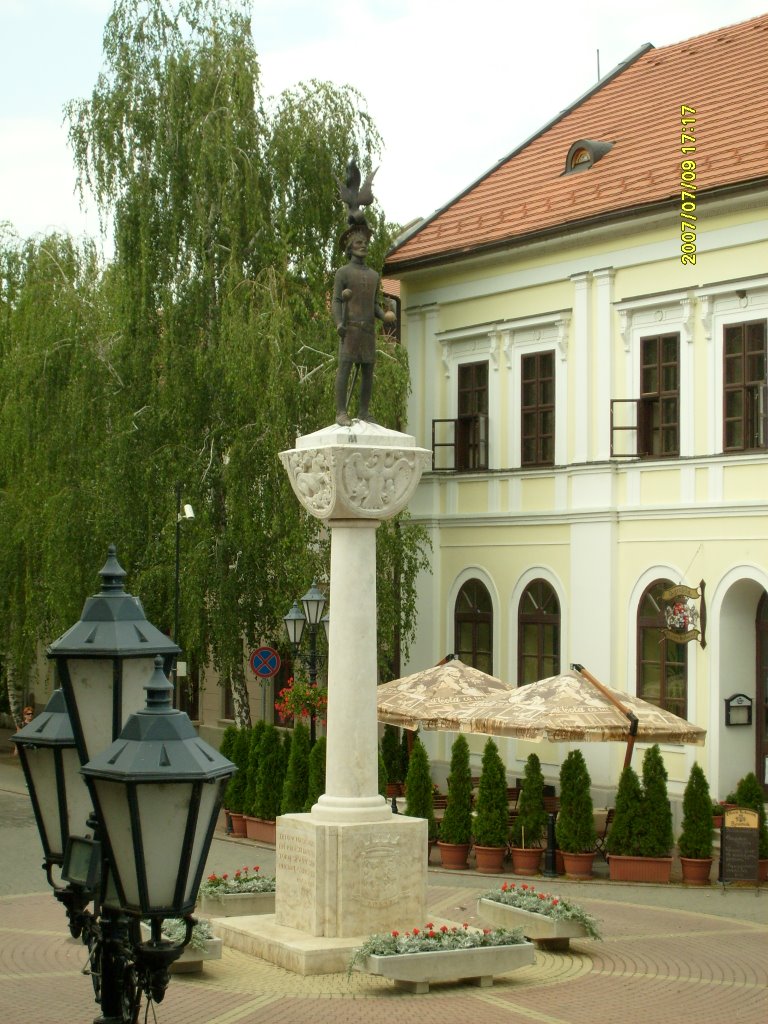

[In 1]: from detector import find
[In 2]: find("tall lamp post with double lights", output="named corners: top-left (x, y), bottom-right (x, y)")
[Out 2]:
top-left (174, 483), bottom-right (195, 703)
top-left (12, 546), bottom-right (235, 1024)
top-left (282, 581), bottom-right (329, 744)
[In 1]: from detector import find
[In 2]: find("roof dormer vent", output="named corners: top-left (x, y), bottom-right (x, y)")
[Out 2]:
top-left (564, 139), bottom-right (614, 174)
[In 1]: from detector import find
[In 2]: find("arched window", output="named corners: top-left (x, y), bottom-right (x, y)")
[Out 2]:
top-left (637, 579), bottom-right (687, 717)
top-left (454, 579), bottom-right (493, 674)
top-left (518, 579), bottom-right (560, 685)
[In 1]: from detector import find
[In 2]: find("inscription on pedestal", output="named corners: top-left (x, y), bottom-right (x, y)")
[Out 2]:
top-left (276, 825), bottom-right (319, 931)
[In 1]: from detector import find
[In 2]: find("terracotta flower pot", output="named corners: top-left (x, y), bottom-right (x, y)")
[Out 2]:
top-left (679, 856), bottom-right (713, 886)
top-left (244, 816), bottom-right (277, 844)
top-left (561, 850), bottom-right (595, 879)
top-left (608, 855), bottom-right (672, 883)
top-left (473, 844), bottom-right (507, 874)
top-left (510, 846), bottom-right (543, 876)
top-left (228, 811), bottom-right (246, 838)
top-left (437, 841), bottom-right (471, 870)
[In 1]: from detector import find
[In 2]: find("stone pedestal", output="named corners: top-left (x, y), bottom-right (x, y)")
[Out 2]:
top-left (275, 812), bottom-right (426, 937)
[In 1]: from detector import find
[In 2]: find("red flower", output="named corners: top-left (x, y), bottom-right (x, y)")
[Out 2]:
top-left (412, 927), bottom-right (420, 935)
top-left (222, 873), bottom-right (228, 880)
top-left (501, 882), bottom-right (508, 891)
top-left (483, 928), bottom-right (491, 935)
top-left (538, 893), bottom-right (546, 900)
top-left (521, 884), bottom-right (528, 890)
top-left (254, 866), bottom-right (259, 872)
top-left (440, 925), bottom-right (448, 933)
top-left (426, 922), bottom-right (434, 929)
top-left (462, 923), bottom-right (468, 929)
top-left (391, 930), bottom-right (399, 937)
top-left (551, 898), bottom-right (559, 906)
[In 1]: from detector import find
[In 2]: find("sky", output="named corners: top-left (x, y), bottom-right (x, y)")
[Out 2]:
top-left (1, 0), bottom-right (767, 250)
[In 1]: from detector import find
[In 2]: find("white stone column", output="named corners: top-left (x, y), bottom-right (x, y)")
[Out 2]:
top-left (313, 518), bottom-right (389, 822)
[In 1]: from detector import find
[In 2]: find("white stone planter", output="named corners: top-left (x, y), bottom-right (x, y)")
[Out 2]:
top-left (139, 925), bottom-right (222, 974)
top-left (359, 942), bottom-right (535, 993)
top-left (170, 937), bottom-right (223, 974)
top-left (478, 898), bottom-right (588, 951)
top-left (198, 891), bottom-right (276, 917)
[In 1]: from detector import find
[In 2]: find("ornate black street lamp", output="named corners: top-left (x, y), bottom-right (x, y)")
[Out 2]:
top-left (282, 581), bottom-right (328, 744)
top-left (12, 547), bottom-right (235, 1024)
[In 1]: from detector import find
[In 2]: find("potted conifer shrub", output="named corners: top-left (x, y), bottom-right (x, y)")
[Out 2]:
top-left (225, 727), bottom-right (251, 837)
top-left (608, 746), bottom-right (673, 882)
top-left (678, 762), bottom-right (714, 885)
top-left (381, 724), bottom-right (403, 797)
top-left (281, 719), bottom-right (311, 814)
top-left (734, 772), bottom-right (768, 882)
top-left (303, 735), bottom-right (326, 812)
top-left (510, 753), bottom-right (547, 875)
top-left (219, 724), bottom-right (239, 833)
top-left (437, 734), bottom-right (473, 869)
top-left (472, 738), bottom-right (510, 873)
top-left (243, 720), bottom-right (265, 839)
top-left (251, 724), bottom-right (285, 844)
top-left (556, 750), bottom-right (597, 878)
top-left (404, 736), bottom-right (438, 858)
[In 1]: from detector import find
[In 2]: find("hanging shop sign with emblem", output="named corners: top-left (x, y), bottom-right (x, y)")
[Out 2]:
top-left (661, 580), bottom-right (706, 647)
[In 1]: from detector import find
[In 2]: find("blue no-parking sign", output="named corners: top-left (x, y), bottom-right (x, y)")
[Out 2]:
top-left (249, 646), bottom-right (281, 678)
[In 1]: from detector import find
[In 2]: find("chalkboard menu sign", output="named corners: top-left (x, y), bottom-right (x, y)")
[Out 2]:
top-left (721, 808), bottom-right (759, 883)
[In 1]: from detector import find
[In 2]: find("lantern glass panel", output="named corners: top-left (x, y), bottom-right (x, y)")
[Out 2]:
top-left (24, 747), bottom-right (61, 858)
top-left (67, 658), bottom-right (114, 762)
top-left (138, 782), bottom-right (194, 909)
top-left (62, 747), bottom-right (94, 842)
top-left (121, 658), bottom-right (164, 736)
top-left (93, 778), bottom-right (140, 910)
top-left (180, 781), bottom-right (222, 905)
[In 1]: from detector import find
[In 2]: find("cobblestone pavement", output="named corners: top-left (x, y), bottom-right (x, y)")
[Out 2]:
top-left (2, 749), bottom-right (767, 1024)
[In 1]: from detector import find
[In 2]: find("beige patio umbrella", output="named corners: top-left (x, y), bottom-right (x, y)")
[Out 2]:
top-left (464, 664), bottom-right (706, 767)
top-left (376, 656), bottom-right (513, 733)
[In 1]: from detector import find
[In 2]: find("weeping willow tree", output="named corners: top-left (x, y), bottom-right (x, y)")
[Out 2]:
top-left (0, 0), bottom-right (428, 725)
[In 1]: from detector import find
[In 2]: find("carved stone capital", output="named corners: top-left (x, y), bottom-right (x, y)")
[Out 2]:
top-left (280, 421), bottom-right (430, 521)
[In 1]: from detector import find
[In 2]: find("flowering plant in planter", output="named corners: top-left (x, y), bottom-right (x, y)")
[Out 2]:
top-left (482, 882), bottom-right (601, 939)
top-left (348, 922), bottom-right (526, 975)
top-left (199, 865), bottom-right (276, 896)
top-left (156, 917), bottom-right (215, 952)
top-left (274, 676), bottom-right (327, 724)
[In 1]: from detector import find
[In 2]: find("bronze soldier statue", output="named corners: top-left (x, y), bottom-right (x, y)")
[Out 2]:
top-left (332, 161), bottom-right (395, 426)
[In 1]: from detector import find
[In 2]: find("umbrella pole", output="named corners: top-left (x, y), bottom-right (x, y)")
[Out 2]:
top-left (571, 664), bottom-right (640, 767)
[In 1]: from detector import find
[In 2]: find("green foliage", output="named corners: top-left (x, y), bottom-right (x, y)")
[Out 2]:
top-left (439, 734), bottom-right (473, 845)
top-left (473, 738), bottom-right (509, 849)
top-left (381, 724), bottom-right (401, 784)
top-left (399, 728), bottom-right (412, 782)
top-left (0, 0), bottom-right (431, 723)
top-left (377, 749), bottom-right (388, 799)
top-left (304, 735), bottom-right (326, 812)
top-left (281, 720), bottom-right (310, 814)
top-left (555, 750), bottom-right (596, 854)
top-left (734, 772), bottom-right (768, 858)
top-left (243, 720), bottom-right (265, 816)
top-left (404, 736), bottom-right (437, 841)
top-left (218, 724), bottom-right (238, 761)
top-left (512, 754), bottom-right (547, 848)
top-left (224, 727), bottom-right (251, 813)
top-left (252, 725), bottom-right (284, 821)
top-left (678, 763), bottom-right (713, 860)
top-left (636, 744), bottom-right (673, 857)
top-left (606, 765), bottom-right (643, 856)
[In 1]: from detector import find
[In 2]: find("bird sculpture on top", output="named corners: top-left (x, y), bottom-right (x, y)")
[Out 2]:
top-left (336, 160), bottom-right (378, 226)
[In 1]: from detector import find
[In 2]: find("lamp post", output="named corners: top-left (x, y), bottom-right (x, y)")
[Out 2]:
top-left (12, 546), bottom-right (234, 1024)
top-left (174, 483), bottom-right (195, 704)
top-left (282, 581), bottom-right (328, 744)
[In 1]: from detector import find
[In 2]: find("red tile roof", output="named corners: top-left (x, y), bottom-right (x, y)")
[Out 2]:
top-left (385, 14), bottom-right (768, 273)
